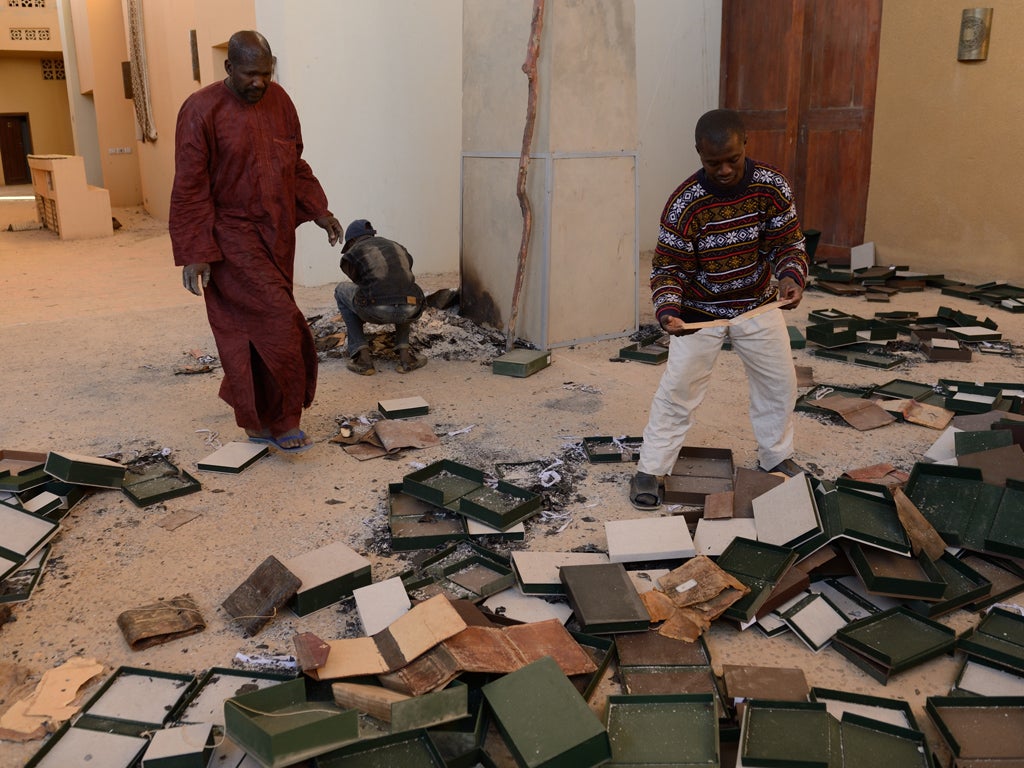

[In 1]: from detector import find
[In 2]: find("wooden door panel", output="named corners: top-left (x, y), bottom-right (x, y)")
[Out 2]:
top-left (802, 129), bottom-right (871, 252)
top-left (721, 0), bottom-right (881, 265)
top-left (720, 0), bottom-right (804, 177)
top-left (804, 2), bottom-right (879, 109)
top-left (799, 0), bottom-right (881, 262)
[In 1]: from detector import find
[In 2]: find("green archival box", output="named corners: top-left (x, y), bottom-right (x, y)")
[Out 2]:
top-left (604, 693), bottom-right (719, 766)
top-left (838, 713), bottom-right (930, 768)
top-left (456, 480), bottom-right (542, 531)
top-left (832, 608), bottom-right (956, 683)
top-left (25, 722), bottom-right (148, 768)
top-left (388, 482), bottom-right (467, 551)
top-left (618, 342), bottom-right (668, 364)
top-left (44, 450), bottom-right (126, 488)
top-left (844, 543), bottom-right (947, 600)
top-left (0, 449), bottom-right (46, 478)
top-left (808, 687), bottom-right (919, 731)
top-left (377, 396), bottom-right (429, 419)
top-left (482, 656), bottom-right (611, 768)
top-left (76, 667), bottom-right (198, 737)
top-left (402, 460), bottom-right (483, 508)
top-left (121, 456), bottom-right (201, 508)
top-left (196, 441), bottom-right (268, 474)
top-left (739, 700), bottom-right (832, 768)
top-left (0, 501), bottom-right (59, 581)
top-left (926, 696), bottom-right (1024, 762)
top-left (224, 677), bottom-right (359, 768)
top-left (282, 541), bottom-right (372, 617)
top-left (0, 466), bottom-right (49, 493)
top-left (492, 348), bottom-right (552, 378)
top-left (903, 553), bottom-right (992, 618)
top-left (559, 562), bottom-right (650, 634)
top-left (317, 730), bottom-right (448, 767)
top-left (957, 607), bottom-right (1024, 675)
top-left (581, 436), bottom-right (642, 463)
top-left (717, 537), bottom-right (799, 623)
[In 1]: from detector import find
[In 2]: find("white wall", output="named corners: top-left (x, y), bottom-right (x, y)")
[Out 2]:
top-left (635, 0), bottom-right (720, 252)
top-left (256, 0), bottom-right (463, 285)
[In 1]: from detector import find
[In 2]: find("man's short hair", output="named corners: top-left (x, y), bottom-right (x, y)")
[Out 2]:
top-left (228, 30), bottom-right (272, 64)
top-left (695, 109), bottom-right (746, 149)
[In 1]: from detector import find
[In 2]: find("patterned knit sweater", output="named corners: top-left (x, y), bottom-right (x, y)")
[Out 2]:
top-left (651, 158), bottom-right (808, 324)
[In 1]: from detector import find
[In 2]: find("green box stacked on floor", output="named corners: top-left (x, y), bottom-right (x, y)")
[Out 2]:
top-left (282, 541), bottom-right (372, 617)
top-left (44, 450), bottom-right (126, 488)
top-left (617, 341), bottom-right (668, 364)
top-left (482, 656), bottom-right (611, 768)
top-left (224, 678), bottom-right (359, 768)
top-left (492, 348), bottom-right (552, 378)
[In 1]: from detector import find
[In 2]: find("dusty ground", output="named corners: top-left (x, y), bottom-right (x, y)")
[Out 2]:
top-left (1, 192), bottom-right (1022, 766)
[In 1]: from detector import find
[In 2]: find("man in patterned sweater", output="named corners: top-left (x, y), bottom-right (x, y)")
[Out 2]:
top-left (629, 109), bottom-right (808, 510)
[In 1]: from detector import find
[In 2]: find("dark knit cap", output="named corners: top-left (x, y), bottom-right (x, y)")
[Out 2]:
top-left (342, 219), bottom-right (376, 252)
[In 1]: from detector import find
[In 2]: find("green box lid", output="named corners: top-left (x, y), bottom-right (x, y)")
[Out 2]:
top-left (482, 656), bottom-right (610, 768)
top-left (44, 450), bottom-right (125, 488)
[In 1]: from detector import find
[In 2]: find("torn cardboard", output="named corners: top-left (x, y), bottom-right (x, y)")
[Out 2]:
top-left (341, 420), bottom-right (440, 461)
top-left (0, 657), bottom-right (103, 740)
top-left (813, 394), bottom-right (896, 430)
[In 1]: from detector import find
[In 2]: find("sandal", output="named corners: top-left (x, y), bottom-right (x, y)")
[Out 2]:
top-left (346, 356), bottom-right (376, 375)
top-left (629, 471), bottom-right (662, 510)
top-left (267, 430), bottom-right (314, 454)
top-left (396, 352), bottom-right (427, 374)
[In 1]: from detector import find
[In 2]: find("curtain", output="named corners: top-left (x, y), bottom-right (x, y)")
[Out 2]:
top-left (126, 0), bottom-right (157, 141)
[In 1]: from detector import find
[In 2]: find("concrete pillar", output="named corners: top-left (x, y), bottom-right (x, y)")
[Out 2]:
top-left (462, 0), bottom-right (638, 348)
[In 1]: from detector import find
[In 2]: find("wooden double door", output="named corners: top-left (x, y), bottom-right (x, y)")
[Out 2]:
top-left (721, 0), bottom-right (883, 264)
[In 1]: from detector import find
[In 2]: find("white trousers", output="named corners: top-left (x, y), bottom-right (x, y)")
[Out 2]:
top-left (637, 308), bottom-right (797, 476)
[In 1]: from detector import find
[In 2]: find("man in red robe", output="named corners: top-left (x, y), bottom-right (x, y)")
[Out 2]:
top-left (169, 30), bottom-right (342, 453)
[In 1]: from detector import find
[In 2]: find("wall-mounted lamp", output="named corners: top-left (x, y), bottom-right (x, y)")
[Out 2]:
top-left (958, 8), bottom-right (993, 61)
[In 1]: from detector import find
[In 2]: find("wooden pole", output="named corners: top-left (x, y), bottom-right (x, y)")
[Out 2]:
top-left (505, 0), bottom-right (546, 352)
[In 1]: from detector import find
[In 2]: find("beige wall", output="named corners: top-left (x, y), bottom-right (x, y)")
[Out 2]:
top-left (635, 0), bottom-right (720, 252)
top-left (867, 1), bottom-right (1023, 283)
top-left (59, 0), bottom-right (254, 211)
top-left (62, 0), bottom-right (141, 206)
top-left (0, 0), bottom-right (62, 54)
top-left (0, 55), bottom-right (74, 184)
top-left (133, 0), bottom-right (256, 219)
top-left (1, 0), bottom-right (72, 185)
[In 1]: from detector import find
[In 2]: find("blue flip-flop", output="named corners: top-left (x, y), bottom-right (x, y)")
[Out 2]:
top-left (267, 430), bottom-right (314, 454)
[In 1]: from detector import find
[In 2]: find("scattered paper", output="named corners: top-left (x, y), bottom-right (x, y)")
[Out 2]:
top-left (0, 657), bottom-right (104, 740)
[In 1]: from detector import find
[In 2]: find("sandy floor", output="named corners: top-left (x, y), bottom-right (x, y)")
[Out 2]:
top-left (1, 195), bottom-right (1022, 766)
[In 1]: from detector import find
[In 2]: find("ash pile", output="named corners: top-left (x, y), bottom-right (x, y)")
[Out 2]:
top-left (308, 288), bottom-right (512, 364)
